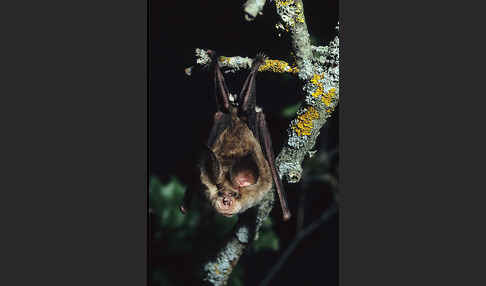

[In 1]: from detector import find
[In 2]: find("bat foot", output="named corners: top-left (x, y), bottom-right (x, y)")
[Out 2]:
top-left (252, 53), bottom-right (266, 70)
top-left (283, 211), bottom-right (291, 222)
top-left (255, 52), bottom-right (267, 63)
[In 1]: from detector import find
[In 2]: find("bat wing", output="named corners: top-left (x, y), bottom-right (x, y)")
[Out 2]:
top-left (239, 106), bottom-right (291, 221)
top-left (238, 54), bottom-right (291, 221)
top-left (180, 51), bottom-right (232, 213)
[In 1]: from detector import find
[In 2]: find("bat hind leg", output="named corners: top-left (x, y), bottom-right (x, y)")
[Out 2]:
top-left (237, 53), bottom-right (266, 114)
top-left (256, 110), bottom-right (291, 221)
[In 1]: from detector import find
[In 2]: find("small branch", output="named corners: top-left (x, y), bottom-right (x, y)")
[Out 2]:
top-left (188, 48), bottom-right (298, 75)
top-left (296, 186), bottom-right (306, 233)
top-left (243, 0), bottom-right (267, 21)
top-left (259, 204), bottom-right (338, 286)
top-left (274, 0), bottom-right (313, 79)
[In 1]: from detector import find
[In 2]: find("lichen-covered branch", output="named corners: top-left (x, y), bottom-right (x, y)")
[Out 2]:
top-left (276, 31), bottom-right (339, 182)
top-left (274, 0), bottom-right (313, 79)
top-left (274, 0), bottom-right (340, 182)
top-left (190, 48), bottom-right (299, 75)
top-left (243, 0), bottom-right (267, 21)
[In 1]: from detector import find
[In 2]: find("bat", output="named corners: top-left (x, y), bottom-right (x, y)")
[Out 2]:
top-left (180, 50), bottom-right (291, 221)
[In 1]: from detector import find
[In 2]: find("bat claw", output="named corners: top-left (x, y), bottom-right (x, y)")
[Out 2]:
top-left (255, 52), bottom-right (267, 61)
top-left (283, 211), bottom-right (291, 221)
top-left (253, 53), bottom-right (266, 68)
top-left (180, 205), bottom-right (187, 214)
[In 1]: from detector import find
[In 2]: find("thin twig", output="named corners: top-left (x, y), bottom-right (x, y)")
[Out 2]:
top-left (259, 204), bottom-right (338, 286)
top-left (296, 187), bottom-right (306, 233)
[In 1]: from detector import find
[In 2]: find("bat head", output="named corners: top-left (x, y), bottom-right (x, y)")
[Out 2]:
top-left (214, 187), bottom-right (241, 217)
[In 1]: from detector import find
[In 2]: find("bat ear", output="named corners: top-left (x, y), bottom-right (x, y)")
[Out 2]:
top-left (199, 145), bottom-right (221, 184)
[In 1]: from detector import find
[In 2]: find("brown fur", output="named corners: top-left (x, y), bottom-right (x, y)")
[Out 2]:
top-left (201, 107), bottom-right (273, 216)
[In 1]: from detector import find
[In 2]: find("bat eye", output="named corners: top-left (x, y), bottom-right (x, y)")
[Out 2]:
top-left (217, 190), bottom-right (223, 197)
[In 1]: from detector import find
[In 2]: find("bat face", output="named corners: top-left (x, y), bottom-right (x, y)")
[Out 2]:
top-left (201, 108), bottom-right (273, 217)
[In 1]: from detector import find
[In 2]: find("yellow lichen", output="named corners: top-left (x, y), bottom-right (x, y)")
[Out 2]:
top-left (310, 73), bottom-right (324, 85)
top-left (292, 106), bottom-right (320, 136)
top-left (295, 2), bottom-right (305, 23)
top-left (310, 73), bottom-right (325, 98)
top-left (309, 74), bottom-right (337, 106)
top-left (275, 0), bottom-right (305, 28)
top-left (219, 56), bottom-right (231, 64)
top-left (312, 87), bottom-right (323, 97)
top-left (258, 59), bottom-right (299, 74)
top-left (321, 88), bottom-right (337, 106)
top-left (213, 264), bottom-right (220, 275)
top-left (275, 0), bottom-right (294, 8)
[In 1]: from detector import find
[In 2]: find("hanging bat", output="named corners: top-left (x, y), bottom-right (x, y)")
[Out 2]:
top-left (180, 50), bottom-right (291, 221)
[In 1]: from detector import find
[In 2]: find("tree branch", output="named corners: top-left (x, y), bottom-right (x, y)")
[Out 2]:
top-left (276, 31), bottom-right (339, 183)
top-left (274, 0), bottom-right (313, 78)
top-left (188, 48), bottom-right (299, 75)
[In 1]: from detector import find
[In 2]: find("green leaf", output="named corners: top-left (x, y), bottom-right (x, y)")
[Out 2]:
top-left (253, 229), bottom-right (279, 252)
top-left (281, 103), bottom-right (301, 119)
top-left (150, 176), bottom-right (187, 219)
top-left (228, 263), bottom-right (244, 286)
top-left (159, 177), bottom-right (185, 203)
top-left (262, 216), bottom-right (273, 229)
top-left (151, 269), bottom-right (173, 286)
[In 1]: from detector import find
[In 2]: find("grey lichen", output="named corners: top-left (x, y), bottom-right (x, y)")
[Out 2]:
top-left (274, 0), bottom-right (313, 80)
top-left (191, 50), bottom-right (301, 75)
top-left (277, 31), bottom-right (339, 182)
top-left (195, 48), bottom-right (211, 66)
top-left (219, 56), bottom-right (254, 73)
top-left (235, 226), bottom-right (250, 243)
top-left (243, 0), bottom-right (267, 21)
top-left (203, 238), bottom-right (244, 286)
top-left (193, 49), bottom-right (253, 73)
